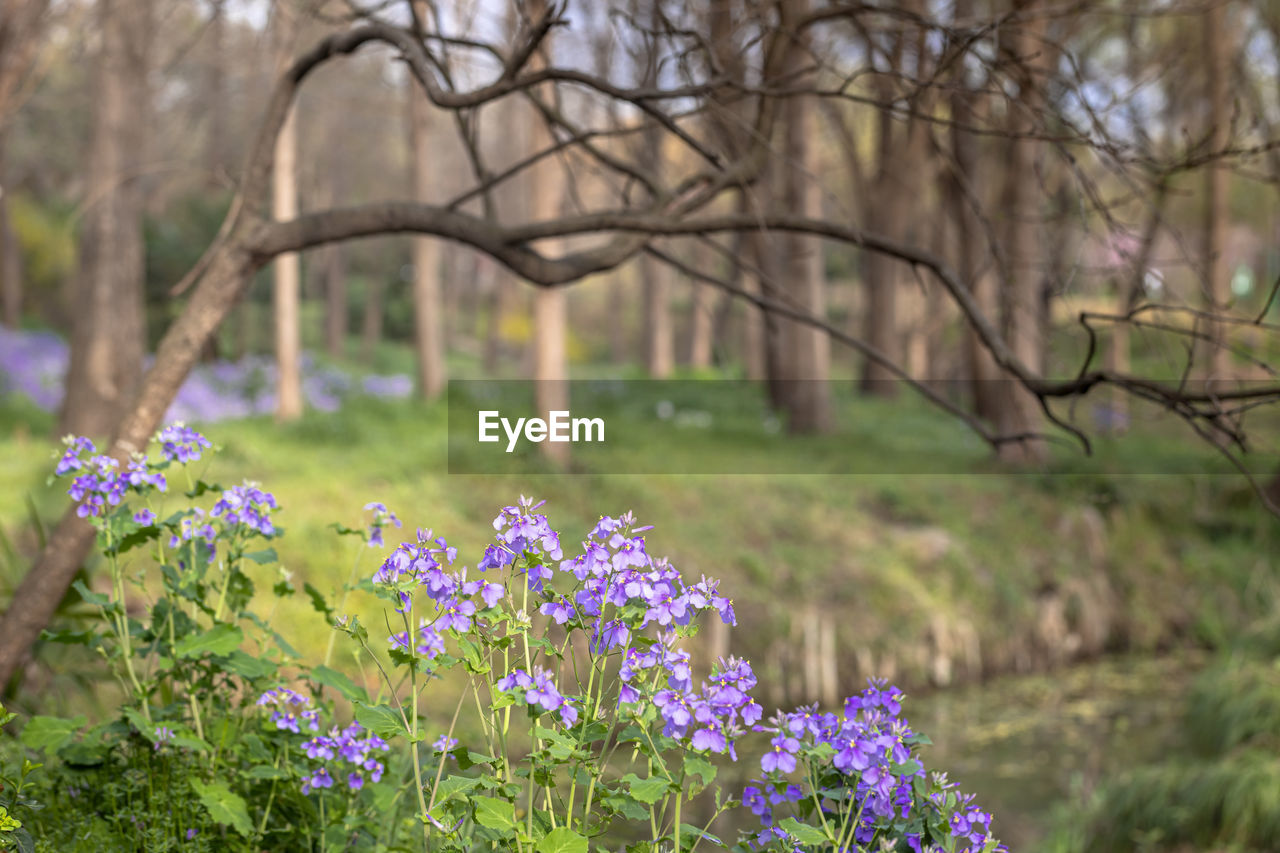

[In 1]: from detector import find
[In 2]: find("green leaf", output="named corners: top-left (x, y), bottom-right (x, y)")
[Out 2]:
top-left (891, 759), bottom-right (923, 777)
top-left (174, 623), bottom-right (244, 658)
top-left (71, 580), bottom-right (111, 607)
top-left (184, 480), bottom-right (224, 499)
top-left (190, 779), bottom-right (253, 836)
top-left (682, 754), bottom-right (716, 790)
top-left (601, 794), bottom-right (649, 822)
top-left (19, 715), bottom-right (85, 752)
top-left (246, 765), bottom-right (290, 780)
top-left (472, 797), bottom-right (517, 832)
top-left (354, 702), bottom-right (403, 740)
top-left (304, 582), bottom-right (334, 621)
top-left (536, 827), bottom-right (588, 853)
top-left (312, 664), bottom-right (367, 703)
top-left (779, 817), bottom-right (828, 845)
top-left (222, 651), bottom-right (276, 679)
top-left (242, 548), bottom-right (278, 565)
top-left (622, 773), bottom-right (671, 805)
top-left (433, 774), bottom-right (479, 803)
top-left (115, 525), bottom-right (160, 554)
top-left (458, 638), bottom-right (489, 674)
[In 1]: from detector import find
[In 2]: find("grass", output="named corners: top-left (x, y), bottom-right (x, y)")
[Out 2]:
top-left (2, 371), bottom-right (1276, 718)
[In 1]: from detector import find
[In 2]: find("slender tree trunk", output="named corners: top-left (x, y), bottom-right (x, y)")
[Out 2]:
top-left (59, 0), bottom-right (149, 437)
top-left (777, 0), bottom-right (832, 432)
top-left (323, 245), bottom-right (347, 358)
top-left (1204, 0), bottom-right (1232, 380)
top-left (272, 4), bottom-right (302, 420)
top-left (205, 0), bottom-right (229, 187)
top-left (409, 66), bottom-right (445, 398)
top-left (272, 105), bottom-right (302, 418)
top-left (995, 0), bottom-right (1049, 462)
top-left (687, 241), bottom-right (716, 369)
top-left (361, 276), bottom-right (384, 365)
top-left (0, 135), bottom-right (21, 328)
top-left (946, 2), bottom-right (1002, 420)
top-left (526, 0), bottom-right (568, 461)
top-left (741, 224), bottom-right (770, 382)
top-left (641, 254), bottom-right (674, 377)
top-left (637, 0), bottom-right (674, 379)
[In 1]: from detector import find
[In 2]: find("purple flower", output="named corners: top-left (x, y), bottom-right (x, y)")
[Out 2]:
top-left (761, 735), bottom-right (800, 774)
top-left (156, 423), bottom-right (212, 464)
top-left (364, 501), bottom-right (402, 548)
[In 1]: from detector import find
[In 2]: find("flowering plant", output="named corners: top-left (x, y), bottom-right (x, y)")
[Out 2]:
top-left (15, 424), bottom-right (1004, 852)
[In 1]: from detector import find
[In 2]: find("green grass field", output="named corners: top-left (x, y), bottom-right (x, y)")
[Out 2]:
top-left (2, 376), bottom-right (1276, 720)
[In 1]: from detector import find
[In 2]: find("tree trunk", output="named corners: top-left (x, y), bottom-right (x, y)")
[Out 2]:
top-left (205, 0), bottom-right (229, 187)
top-left (59, 0), bottom-right (149, 438)
top-left (1203, 0), bottom-right (1232, 381)
top-left (994, 0), bottom-right (1049, 462)
top-left (687, 242), bottom-right (716, 369)
top-left (776, 0), bottom-right (832, 432)
top-left (641, 254), bottom-right (674, 378)
top-left (0, 135), bottom-right (21, 328)
top-left (323, 245), bottom-right (347, 359)
top-left (526, 0), bottom-right (568, 461)
top-left (859, 2), bottom-right (929, 397)
top-left (408, 65), bottom-right (445, 399)
top-left (361, 276), bottom-right (384, 365)
top-left (946, 0), bottom-right (1003, 421)
top-left (272, 5), bottom-right (302, 421)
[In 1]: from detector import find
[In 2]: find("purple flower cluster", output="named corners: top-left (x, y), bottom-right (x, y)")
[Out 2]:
top-left (495, 667), bottom-right (579, 726)
top-left (55, 436), bottom-right (168, 518)
top-left (364, 501), bottom-right (402, 548)
top-left (745, 679), bottom-right (1004, 853)
top-left (478, 496), bottom-right (563, 584)
top-left (256, 687), bottom-right (321, 734)
top-left (0, 326), bottom-right (65, 410)
top-left (299, 722), bottom-right (390, 794)
top-left (0, 327), bottom-right (413, 421)
top-left (373, 529), bottom-right (504, 655)
top-left (212, 483), bottom-right (279, 538)
top-left (157, 423), bottom-right (212, 464)
top-left (554, 512), bottom-right (736, 643)
top-left (641, 655), bottom-right (761, 758)
top-left (168, 508), bottom-right (217, 562)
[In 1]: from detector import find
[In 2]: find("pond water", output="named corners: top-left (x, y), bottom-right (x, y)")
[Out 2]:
top-left (908, 652), bottom-right (1209, 850)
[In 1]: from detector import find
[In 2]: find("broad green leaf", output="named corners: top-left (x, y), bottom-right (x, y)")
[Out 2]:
top-left (622, 773), bottom-right (671, 805)
top-left (242, 548), bottom-right (278, 564)
top-left (601, 794), bottom-right (649, 821)
top-left (312, 664), bottom-right (367, 702)
top-left (19, 715), bottom-right (85, 752)
top-left (682, 754), bottom-right (716, 790)
top-left (433, 774), bottom-right (480, 803)
top-left (779, 817), bottom-right (828, 845)
top-left (472, 797), bottom-right (517, 832)
top-left (71, 580), bottom-right (111, 607)
top-left (536, 827), bottom-right (588, 853)
top-left (222, 651), bottom-right (275, 679)
top-left (174, 624), bottom-right (244, 658)
top-left (190, 779), bottom-right (253, 836)
top-left (246, 764), bottom-right (289, 780)
top-left (354, 702), bottom-right (404, 740)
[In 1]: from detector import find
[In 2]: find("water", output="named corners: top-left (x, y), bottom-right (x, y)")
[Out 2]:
top-left (908, 653), bottom-right (1208, 850)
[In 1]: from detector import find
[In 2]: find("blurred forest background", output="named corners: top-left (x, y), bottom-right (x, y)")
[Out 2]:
top-left (3, 0), bottom-right (1280, 849)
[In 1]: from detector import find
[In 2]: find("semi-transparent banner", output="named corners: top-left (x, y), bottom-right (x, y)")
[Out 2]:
top-left (445, 379), bottom-right (1278, 476)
